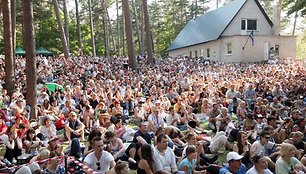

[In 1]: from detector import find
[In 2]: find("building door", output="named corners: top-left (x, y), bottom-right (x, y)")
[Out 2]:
top-left (264, 42), bottom-right (270, 61)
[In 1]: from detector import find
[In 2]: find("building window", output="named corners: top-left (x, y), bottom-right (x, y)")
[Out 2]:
top-left (226, 43), bottom-right (232, 55)
top-left (189, 51), bottom-right (192, 58)
top-left (241, 19), bottom-right (257, 30)
top-left (200, 49), bottom-right (204, 57)
top-left (207, 48), bottom-right (210, 58)
top-left (241, 20), bottom-right (246, 30)
top-left (195, 50), bottom-right (198, 58)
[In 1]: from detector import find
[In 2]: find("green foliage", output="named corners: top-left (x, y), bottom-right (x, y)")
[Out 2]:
top-left (148, 0), bottom-right (211, 56)
top-left (283, 0), bottom-right (306, 16)
top-left (1, 0), bottom-right (304, 58)
top-left (297, 30), bottom-right (306, 59)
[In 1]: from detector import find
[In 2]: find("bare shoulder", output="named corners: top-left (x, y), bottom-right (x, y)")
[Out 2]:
top-left (138, 159), bottom-right (149, 168)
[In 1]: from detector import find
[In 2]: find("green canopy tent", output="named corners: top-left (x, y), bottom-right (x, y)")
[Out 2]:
top-left (36, 47), bottom-right (53, 56)
top-left (44, 83), bottom-right (64, 93)
top-left (16, 47), bottom-right (26, 56)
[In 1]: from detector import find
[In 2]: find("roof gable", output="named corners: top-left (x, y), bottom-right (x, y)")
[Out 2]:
top-left (167, 0), bottom-right (272, 51)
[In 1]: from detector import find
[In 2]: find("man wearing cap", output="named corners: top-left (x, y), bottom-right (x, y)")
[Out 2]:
top-left (219, 151), bottom-right (246, 174)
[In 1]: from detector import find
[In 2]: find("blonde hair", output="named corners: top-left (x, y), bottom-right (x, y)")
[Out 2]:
top-left (37, 148), bottom-right (50, 160)
top-left (280, 143), bottom-right (297, 157)
top-left (290, 131), bottom-right (303, 138)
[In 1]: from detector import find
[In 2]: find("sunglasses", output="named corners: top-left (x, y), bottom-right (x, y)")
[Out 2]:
top-left (264, 136), bottom-right (270, 139)
top-left (96, 161), bottom-right (100, 170)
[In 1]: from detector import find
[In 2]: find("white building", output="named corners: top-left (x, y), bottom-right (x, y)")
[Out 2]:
top-left (167, 0), bottom-right (296, 62)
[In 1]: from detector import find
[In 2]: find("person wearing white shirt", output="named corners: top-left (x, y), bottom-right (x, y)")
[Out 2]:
top-left (39, 117), bottom-right (56, 141)
top-left (83, 136), bottom-right (115, 174)
top-left (166, 107), bottom-right (181, 126)
top-left (153, 134), bottom-right (178, 174)
top-left (148, 106), bottom-right (165, 132)
top-left (246, 154), bottom-right (273, 174)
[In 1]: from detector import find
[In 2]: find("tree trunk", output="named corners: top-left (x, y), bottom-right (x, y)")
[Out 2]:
top-left (11, 0), bottom-right (16, 83)
top-left (122, 14), bottom-right (126, 56)
top-left (122, 0), bottom-right (137, 70)
top-left (88, 0), bottom-right (96, 57)
top-left (75, 0), bottom-right (83, 56)
top-left (101, 0), bottom-right (109, 57)
top-left (23, 0), bottom-right (37, 119)
top-left (142, 0), bottom-right (154, 64)
top-left (106, 9), bottom-right (116, 55)
top-left (132, 0), bottom-right (144, 56)
top-left (140, 2), bottom-right (145, 57)
top-left (292, 11), bottom-right (298, 36)
top-left (63, 0), bottom-right (70, 53)
top-left (116, 0), bottom-right (120, 56)
top-left (272, 0), bottom-right (282, 35)
top-left (2, 0), bottom-right (14, 96)
top-left (194, 0), bottom-right (198, 18)
top-left (52, 0), bottom-right (69, 58)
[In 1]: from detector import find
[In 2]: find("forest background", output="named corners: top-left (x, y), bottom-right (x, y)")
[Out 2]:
top-left (1, 0), bottom-right (305, 59)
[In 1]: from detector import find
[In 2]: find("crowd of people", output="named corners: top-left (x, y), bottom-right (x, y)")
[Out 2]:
top-left (0, 55), bottom-right (305, 174)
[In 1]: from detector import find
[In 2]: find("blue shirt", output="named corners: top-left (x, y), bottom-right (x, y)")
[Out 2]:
top-left (219, 164), bottom-right (247, 174)
top-left (177, 158), bottom-right (196, 174)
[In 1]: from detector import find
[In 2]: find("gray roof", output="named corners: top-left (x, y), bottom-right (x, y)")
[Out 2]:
top-left (167, 0), bottom-right (256, 51)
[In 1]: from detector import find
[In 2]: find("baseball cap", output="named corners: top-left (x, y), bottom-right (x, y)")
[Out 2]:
top-left (227, 152), bottom-right (243, 162)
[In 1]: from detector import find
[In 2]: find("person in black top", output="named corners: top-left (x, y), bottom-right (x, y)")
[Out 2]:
top-left (126, 122), bottom-right (152, 165)
top-left (65, 111), bottom-right (85, 143)
top-left (133, 122), bottom-right (152, 145)
top-left (4, 131), bottom-right (22, 162)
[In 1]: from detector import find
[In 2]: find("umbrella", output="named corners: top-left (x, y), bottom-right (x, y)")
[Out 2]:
top-left (16, 47), bottom-right (26, 56)
top-left (44, 83), bottom-right (64, 92)
top-left (36, 47), bottom-right (53, 56)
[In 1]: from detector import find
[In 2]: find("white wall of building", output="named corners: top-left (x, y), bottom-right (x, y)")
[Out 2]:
top-left (168, 35), bottom-right (296, 62)
top-left (222, 0), bottom-right (273, 36)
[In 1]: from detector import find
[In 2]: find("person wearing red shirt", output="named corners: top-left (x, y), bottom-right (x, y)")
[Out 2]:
top-left (0, 116), bottom-right (8, 144)
top-left (17, 123), bottom-right (28, 140)
top-left (15, 114), bottom-right (29, 128)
